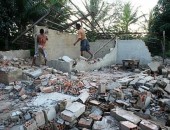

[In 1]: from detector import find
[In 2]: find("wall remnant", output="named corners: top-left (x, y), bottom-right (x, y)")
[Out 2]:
top-left (0, 50), bottom-right (30, 59)
top-left (116, 39), bottom-right (152, 64)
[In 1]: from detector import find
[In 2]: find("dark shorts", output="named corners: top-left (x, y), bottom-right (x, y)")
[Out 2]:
top-left (80, 39), bottom-right (90, 51)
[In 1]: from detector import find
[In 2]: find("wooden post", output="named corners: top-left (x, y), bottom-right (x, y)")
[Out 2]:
top-left (12, 10), bottom-right (53, 43)
top-left (163, 31), bottom-right (165, 64)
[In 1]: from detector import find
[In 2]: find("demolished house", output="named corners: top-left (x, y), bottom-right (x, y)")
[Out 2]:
top-left (0, 1), bottom-right (170, 130)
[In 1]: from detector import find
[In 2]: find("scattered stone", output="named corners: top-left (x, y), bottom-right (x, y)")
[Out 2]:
top-left (148, 62), bottom-right (161, 72)
top-left (111, 107), bottom-right (141, 124)
top-left (35, 111), bottom-right (45, 127)
top-left (120, 121), bottom-right (138, 130)
top-left (61, 102), bottom-right (85, 122)
top-left (78, 118), bottom-right (93, 129)
top-left (139, 120), bottom-right (160, 130)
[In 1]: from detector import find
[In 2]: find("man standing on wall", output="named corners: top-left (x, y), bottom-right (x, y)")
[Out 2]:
top-left (73, 22), bottom-right (93, 60)
top-left (31, 29), bottom-right (48, 66)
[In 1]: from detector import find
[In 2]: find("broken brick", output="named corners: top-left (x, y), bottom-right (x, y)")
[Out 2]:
top-left (89, 113), bottom-right (102, 121)
top-left (78, 118), bottom-right (93, 129)
top-left (120, 121), bottom-right (138, 130)
top-left (139, 120), bottom-right (160, 130)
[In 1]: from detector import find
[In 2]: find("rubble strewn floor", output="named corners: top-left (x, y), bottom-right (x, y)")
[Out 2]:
top-left (0, 57), bottom-right (170, 130)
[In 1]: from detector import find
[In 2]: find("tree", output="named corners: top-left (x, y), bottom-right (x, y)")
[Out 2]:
top-left (0, 0), bottom-right (70, 50)
top-left (151, 0), bottom-right (170, 39)
top-left (76, 0), bottom-right (112, 31)
top-left (148, 0), bottom-right (170, 57)
top-left (117, 2), bottom-right (145, 33)
top-left (0, 0), bottom-right (18, 50)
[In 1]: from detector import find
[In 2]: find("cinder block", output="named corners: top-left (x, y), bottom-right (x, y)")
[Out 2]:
top-left (120, 121), bottom-right (137, 130)
top-left (110, 107), bottom-right (141, 124)
top-left (34, 111), bottom-right (45, 127)
top-left (139, 120), bottom-right (159, 130)
top-left (47, 59), bottom-right (73, 72)
top-left (61, 102), bottom-right (85, 122)
top-left (44, 106), bottom-right (57, 121)
top-left (0, 67), bottom-right (22, 85)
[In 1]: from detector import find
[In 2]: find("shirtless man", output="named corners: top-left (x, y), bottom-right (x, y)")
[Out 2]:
top-left (31, 29), bottom-right (48, 66)
top-left (73, 23), bottom-right (93, 59)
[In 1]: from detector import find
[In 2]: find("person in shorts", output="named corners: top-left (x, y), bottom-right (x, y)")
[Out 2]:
top-left (73, 23), bottom-right (93, 59)
top-left (31, 29), bottom-right (48, 66)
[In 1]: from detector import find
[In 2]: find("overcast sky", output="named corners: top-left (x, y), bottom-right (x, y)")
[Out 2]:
top-left (70, 0), bottom-right (159, 31)
top-left (115, 0), bottom-right (158, 14)
top-left (71, 0), bottom-right (158, 14)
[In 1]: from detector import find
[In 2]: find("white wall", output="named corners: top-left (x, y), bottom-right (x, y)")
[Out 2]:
top-left (34, 26), bottom-right (80, 60)
top-left (0, 50), bottom-right (30, 59)
top-left (116, 39), bottom-right (152, 64)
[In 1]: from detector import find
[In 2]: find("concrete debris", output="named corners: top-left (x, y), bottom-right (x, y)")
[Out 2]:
top-left (148, 62), bottom-right (161, 72)
top-left (0, 56), bottom-right (170, 129)
top-left (111, 107), bottom-right (141, 124)
top-left (139, 120), bottom-right (160, 130)
top-left (120, 121), bottom-right (138, 130)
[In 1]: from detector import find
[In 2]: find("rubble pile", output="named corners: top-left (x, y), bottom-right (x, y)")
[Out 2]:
top-left (0, 57), bottom-right (170, 130)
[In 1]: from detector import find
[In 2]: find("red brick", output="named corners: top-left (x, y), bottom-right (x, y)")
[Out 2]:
top-left (89, 113), bottom-right (102, 121)
top-left (78, 118), bottom-right (93, 128)
top-left (42, 86), bottom-right (54, 93)
top-left (120, 121), bottom-right (138, 130)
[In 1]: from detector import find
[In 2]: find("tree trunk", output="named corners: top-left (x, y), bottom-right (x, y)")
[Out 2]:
top-left (5, 36), bottom-right (9, 50)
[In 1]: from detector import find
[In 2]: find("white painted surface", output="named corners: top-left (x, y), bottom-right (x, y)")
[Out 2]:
top-left (116, 39), bottom-right (152, 64)
top-left (0, 50), bottom-right (30, 59)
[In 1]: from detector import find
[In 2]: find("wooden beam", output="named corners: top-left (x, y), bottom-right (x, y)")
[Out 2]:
top-left (12, 10), bottom-right (53, 43)
top-left (69, 0), bottom-right (102, 33)
top-left (62, 13), bottom-right (91, 29)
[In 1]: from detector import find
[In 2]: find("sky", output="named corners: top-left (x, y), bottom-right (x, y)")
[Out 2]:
top-left (71, 0), bottom-right (158, 14)
top-left (70, 0), bottom-right (159, 31)
top-left (115, 0), bottom-right (158, 14)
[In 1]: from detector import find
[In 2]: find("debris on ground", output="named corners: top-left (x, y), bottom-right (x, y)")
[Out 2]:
top-left (0, 56), bottom-right (170, 130)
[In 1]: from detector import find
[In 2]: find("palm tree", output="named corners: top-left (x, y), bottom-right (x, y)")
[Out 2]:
top-left (118, 2), bottom-right (145, 33)
top-left (76, 0), bottom-right (112, 31)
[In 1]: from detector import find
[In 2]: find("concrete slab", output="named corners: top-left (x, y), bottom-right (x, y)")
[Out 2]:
top-left (0, 67), bottom-right (22, 85)
top-left (120, 121), bottom-right (137, 130)
top-left (61, 102), bottom-right (85, 122)
top-left (44, 106), bottom-right (56, 121)
top-left (107, 82), bottom-right (121, 90)
top-left (110, 107), bottom-right (141, 124)
top-left (116, 78), bottom-right (134, 86)
top-left (47, 59), bottom-right (73, 72)
top-left (28, 92), bottom-right (78, 107)
top-left (92, 116), bottom-right (119, 130)
top-left (34, 111), bottom-right (45, 127)
top-left (148, 62), bottom-right (161, 72)
top-left (139, 120), bottom-right (160, 130)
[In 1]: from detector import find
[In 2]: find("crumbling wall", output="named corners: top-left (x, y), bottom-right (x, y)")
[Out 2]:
top-left (84, 39), bottom-right (115, 58)
top-left (116, 39), bottom-right (152, 64)
top-left (0, 50), bottom-right (30, 59)
top-left (74, 47), bottom-right (117, 71)
top-left (34, 26), bottom-right (80, 60)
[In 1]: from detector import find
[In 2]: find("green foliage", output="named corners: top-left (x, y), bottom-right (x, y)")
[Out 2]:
top-left (145, 0), bottom-right (170, 56)
top-left (151, 0), bottom-right (170, 39)
top-left (0, 0), bottom-right (69, 50)
top-left (0, 0), bottom-right (18, 37)
top-left (77, 0), bottom-right (112, 31)
top-left (44, 0), bottom-right (70, 30)
top-left (116, 2), bottom-right (145, 33)
top-left (86, 31), bottom-right (97, 42)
